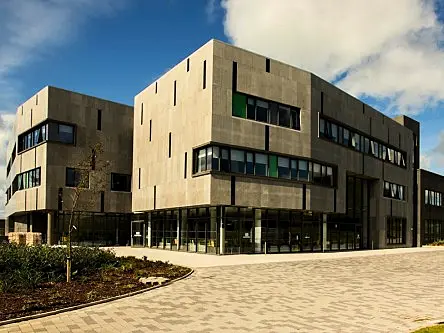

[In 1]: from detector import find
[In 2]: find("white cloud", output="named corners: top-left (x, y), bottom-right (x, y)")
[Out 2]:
top-left (206, 0), bottom-right (218, 23)
top-left (0, 0), bottom-right (129, 218)
top-left (221, 0), bottom-right (444, 115)
top-left (421, 154), bottom-right (432, 170)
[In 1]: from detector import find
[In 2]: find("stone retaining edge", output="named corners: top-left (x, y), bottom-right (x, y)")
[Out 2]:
top-left (0, 269), bottom-right (194, 327)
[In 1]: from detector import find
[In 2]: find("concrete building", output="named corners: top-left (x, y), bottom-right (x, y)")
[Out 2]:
top-left (131, 39), bottom-right (420, 254)
top-left (418, 169), bottom-right (444, 245)
top-left (5, 86), bottom-right (133, 245)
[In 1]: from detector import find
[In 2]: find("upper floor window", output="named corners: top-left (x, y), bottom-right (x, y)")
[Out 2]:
top-left (10, 167), bottom-right (41, 197)
top-left (111, 173), bottom-right (131, 192)
top-left (18, 121), bottom-right (75, 153)
top-left (425, 189), bottom-right (442, 207)
top-left (193, 144), bottom-right (335, 187)
top-left (383, 181), bottom-right (406, 201)
top-left (319, 116), bottom-right (406, 168)
top-left (233, 92), bottom-right (301, 131)
top-left (66, 167), bottom-right (89, 188)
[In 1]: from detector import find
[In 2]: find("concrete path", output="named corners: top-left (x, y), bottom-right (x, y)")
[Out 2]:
top-left (1, 248), bottom-right (444, 333)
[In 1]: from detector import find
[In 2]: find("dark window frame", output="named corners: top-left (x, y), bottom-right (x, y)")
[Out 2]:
top-left (65, 167), bottom-right (89, 188)
top-left (111, 173), bottom-right (131, 192)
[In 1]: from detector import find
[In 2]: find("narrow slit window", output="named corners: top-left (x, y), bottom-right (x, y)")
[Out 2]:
top-left (138, 168), bottom-right (141, 189)
top-left (186, 58), bottom-right (190, 72)
top-left (155, 82), bottom-right (158, 94)
top-left (168, 132), bottom-right (172, 158)
top-left (149, 120), bottom-right (152, 141)
top-left (184, 152), bottom-right (187, 178)
top-left (141, 103), bottom-right (143, 125)
top-left (203, 60), bottom-right (207, 89)
top-left (266, 58), bottom-right (270, 73)
top-left (97, 109), bottom-right (102, 130)
top-left (173, 80), bottom-right (177, 106)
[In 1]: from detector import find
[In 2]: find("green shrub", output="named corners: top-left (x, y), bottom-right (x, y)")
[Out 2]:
top-left (0, 244), bottom-right (117, 292)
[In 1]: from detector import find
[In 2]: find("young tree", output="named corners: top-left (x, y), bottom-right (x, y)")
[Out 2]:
top-left (64, 141), bottom-right (110, 282)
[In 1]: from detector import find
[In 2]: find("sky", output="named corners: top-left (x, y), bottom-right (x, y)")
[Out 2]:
top-left (1, 0), bottom-right (444, 216)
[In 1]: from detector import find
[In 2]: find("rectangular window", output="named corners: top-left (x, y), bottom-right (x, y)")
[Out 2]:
top-left (269, 155), bottom-right (278, 177)
top-left (298, 160), bottom-right (309, 181)
top-left (203, 60), bottom-right (206, 89)
top-left (138, 168), bottom-right (141, 189)
top-left (383, 181), bottom-right (405, 201)
top-left (256, 100), bottom-right (268, 122)
top-left (291, 109), bottom-right (300, 130)
top-left (230, 149), bottom-right (245, 173)
top-left (313, 163), bottom-right (322, 184)
top-left (66, 168), bottom-right (89, 188)
top-left (232, 61), bottom-right (237, 91)
top-left (155, 82), bottom-right (158, 94)
top-left (184, 152), bottom-right (187, 178)
top-left (168, 132), bottom-right (172, 158)
top-left (212, 147), bottom-right (220, 170)
top-left (278, 105), bottom-right (290, 128)
top-left (269, 103), bottom-right (278, 125)
top-left (57, 124), bottom-right (75, 144)
top-left (221, 149), bottom-right (230, 172)
top-left (246, 152), bottom-right (254, 175)
top-left (266, 58), bottom-right (270, 72)
top-left (247, 98), bottom-right (255, 120)
top-left (141, 103), bottom-right (143, 125)
top-left (111, 173), bottom-right (131, 192)
top-left (232, 93), bottom-right (246, 118)
top-left (173, 80), bottom-right (177, 106)
top-left (386, 217), bottom-right (406, 245)
top-left (255, 153), bottom-right (268, 176)
top-left (425, 189), bottom-right (443, 206)
top-left (36, 94), bottom-right (38, 105)
top-left (343, 128), bottom-right (350, 146)
top-left (197, 148), bottom-right (206, 173)
top-left (291, 159), bottom-right (298, 179)
top-left (97, 109), bottom-right (102, 131)
top-left (186, 58), bottom-right (190, 72)
top-left (278, 156), bottom-right (290, 179)
top-left (206, 147), bottom-right (213, 170)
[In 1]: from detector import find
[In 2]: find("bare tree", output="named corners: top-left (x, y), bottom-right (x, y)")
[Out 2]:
top-left (64, 140), bottom-right (110, 282)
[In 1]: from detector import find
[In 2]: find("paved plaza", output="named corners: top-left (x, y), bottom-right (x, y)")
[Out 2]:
top-left (1, 247), bottom-right (443, 333)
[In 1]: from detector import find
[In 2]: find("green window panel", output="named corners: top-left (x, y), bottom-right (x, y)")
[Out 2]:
top-left (232, 92), bottom-right (246, 118)
top-left (269, 155), bottom-right (278, 177)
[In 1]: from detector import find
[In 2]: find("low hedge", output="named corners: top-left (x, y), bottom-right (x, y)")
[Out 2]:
top-left (0, 244), bottom-right (116, 292)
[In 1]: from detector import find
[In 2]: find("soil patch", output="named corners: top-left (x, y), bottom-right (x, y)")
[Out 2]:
top-left (0, 259), bottom-right (191, 322)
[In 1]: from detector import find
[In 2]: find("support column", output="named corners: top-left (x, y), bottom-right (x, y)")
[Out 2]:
top-left (254, 209), bottom-right (262, 253)
top-left (146, 213), bottom-right (152, 248)
top-left (176, 212), bottom-right (180, 251)
top-left (322, 213), bottom-right (327, 252)
top-left (219, 208), bottom-right (225, 255)
top-left (47, 211), bottom-right (53, 245)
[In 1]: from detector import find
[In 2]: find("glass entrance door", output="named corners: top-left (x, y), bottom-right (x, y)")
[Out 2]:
top-left (131, 221), bottom-right (145, 247)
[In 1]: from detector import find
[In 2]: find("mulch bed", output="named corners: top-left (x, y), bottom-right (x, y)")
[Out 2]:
top-left (0, 260), bottom-right (191, 322)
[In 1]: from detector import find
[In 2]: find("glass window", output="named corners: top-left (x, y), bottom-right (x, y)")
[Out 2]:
top-left (35, 168), bottom-right (41, 186)
top-left (291, 160), bottom-right (298, 179)
top-left (298, 160), bottom-right (309, 181)
top-left (66, 168), bottom-right (88, 188)
top-left (326, 166), bottom-right (333, 186)
top-left (364, 138), bottom-right (370, 154)
top-left (390, 183), bottom-right (397, 198)
top-left (256, 100), bottom-right (268, 122)
top-left (319, 118), bottom-right (325, 136)
top-left (111, 173), bottom-right (131, 192)
top-left (230, 149), bottom-right (245, 173)
top-left (42, 124), bottom-right (47, 141)
top-left (58, 124), bottom-right (74, 144)
top-left (278, 105), bottom-right (290, 127)
top-left (388, 148), bottom-right (395, 163)
top-left (247, 98), bottom-right (255, 120)
top-left (384, 181), bottom-right (391, 197)
top-left (212, 147), bottom-right (220, 170)
top-left (278, 157), bottom-right (290, 179)
top-left (382, 145), bottom-right (387, 160)
top-left (221, 149), bottom-right (230, 172)
top-left (33, 129), bottom-right (40, 145)
top-left (343, 128), bottom-right (350, 146)
top-left (313, 163), bottom-right (322, 184)
top-left (351, 133), bottom-right (360, 151)
top-left (255, 153), bottom-right (268, 176)
top-left (338, 127), bottom-right (343, 145)
top-left (291, 109), bottom-right (300, 130)
top-left (246, 152), bottom-right (254, 175)
top-left (206, 147), bottom-right (213, 170)
top-left (269, 103), bottom-right (278, 125)
top-left (197, 148), bottom-right (206, 173)
top-left (399, 185), bottom-right (404, 201)
top-left (269, 155), bottom-right (278, 177)
top-left (232, 93), bottom-right (246, 118)
top-left (331, 123), bottom-right (338, 142)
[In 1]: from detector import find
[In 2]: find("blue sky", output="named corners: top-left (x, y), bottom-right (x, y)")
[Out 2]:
top-left (1, 0), bottom-right (444, 213)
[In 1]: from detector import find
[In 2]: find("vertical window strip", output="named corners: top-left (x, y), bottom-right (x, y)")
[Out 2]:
top-left (203, 60), bottom-right (207, 89)
top-left (141, 103), bottom-right (144, 125)
top-left (97, 109), bottom-right (102, 130)
top-left (173, 80), bottom-right (177, 106)
top-left (168, 132), bottom-right (172, 158)
top-left (149, 120), bottom-right (152, 142)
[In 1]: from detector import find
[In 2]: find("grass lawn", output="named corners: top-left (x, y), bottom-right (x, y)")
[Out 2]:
top-left (412, 325), bottom-right (444, 333)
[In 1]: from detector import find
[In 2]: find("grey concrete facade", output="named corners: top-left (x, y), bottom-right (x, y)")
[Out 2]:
top-left (132, 39), bottom-right (417, 251)
top-left (5, 86), bottom-right (133, 244)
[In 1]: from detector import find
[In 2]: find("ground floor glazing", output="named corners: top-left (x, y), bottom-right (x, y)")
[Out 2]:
top-left (131, 206), bottom-right (365, 254)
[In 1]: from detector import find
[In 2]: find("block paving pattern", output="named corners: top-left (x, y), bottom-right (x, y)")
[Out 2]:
top-left (1, 251), bottom-right (443, 332)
